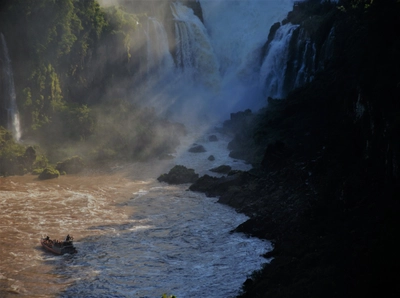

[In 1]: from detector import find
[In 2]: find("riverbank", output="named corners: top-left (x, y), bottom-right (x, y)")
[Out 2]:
top-left (190, 154), bottom-right (399, 298)
top-left (187, 133), bottom-right (399, 298)
top-left (187, 90), bottom-right (400, 297)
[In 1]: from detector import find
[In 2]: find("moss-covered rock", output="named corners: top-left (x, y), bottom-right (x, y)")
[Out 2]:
top-left (38, 167), bottom-right (60, 180)
top-left (0, 127), bottom-right (27, 176)
top-left (56, 156), bottom-right (85, 174)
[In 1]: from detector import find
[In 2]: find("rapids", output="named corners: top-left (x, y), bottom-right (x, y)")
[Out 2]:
top-left (0, 130), bottom-right (271, 298)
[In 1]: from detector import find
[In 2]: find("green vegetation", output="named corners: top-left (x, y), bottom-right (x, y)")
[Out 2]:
top-left (38, 166), bottom-right (60, 180)
top-left (0, 0), bottom-right (185, 175)
top-left (56, 156), bottom-right (84, 174)
top-left (0, 126), bottom-right (49, 176)
top-left (0, 127), bottom-right (26, 175)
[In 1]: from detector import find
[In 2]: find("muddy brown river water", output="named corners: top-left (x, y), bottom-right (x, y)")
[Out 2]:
top-left (0, 133), bottom-right (270, 298)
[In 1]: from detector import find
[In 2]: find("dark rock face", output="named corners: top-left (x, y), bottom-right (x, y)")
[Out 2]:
top-left (188, 144), bottom-right (206, 153)
top-left (56, 156), bottom-right (85, 174)
top-left (208, 135), bottom-right (218, 142)
top-left (24, 146), bottom-right (36, 165)
top-left (223, 109), bottom-right (258, 162)
top-left (261, 140), bottom-right (292, 171)
top-left (207, 155), bottom-right (215, 161)
top-left (189, 171), bottom-right (252, 209)
top-left (209, 165), bottom-right (231, 174)
top-left (194, 1), bottom-right (400, 295)
top-left (157, 165), bottom-right (199, 184)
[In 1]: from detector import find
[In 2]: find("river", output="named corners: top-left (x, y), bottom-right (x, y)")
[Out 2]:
top-left (0, 130), bottom-right (271, 298)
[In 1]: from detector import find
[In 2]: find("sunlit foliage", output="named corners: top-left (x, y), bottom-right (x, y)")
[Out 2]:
top-left (0, 0), bottom-right (182, 166)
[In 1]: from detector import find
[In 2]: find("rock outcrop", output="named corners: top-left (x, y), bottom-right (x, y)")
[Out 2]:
top-left (38, 167), bottom-right (60, 180)
top-left (157, 165), bottom-right (199, 184)
top-left (56, 156), bottom-right (85, 174)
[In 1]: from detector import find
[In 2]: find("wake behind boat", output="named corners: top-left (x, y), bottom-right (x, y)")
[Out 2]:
top-left (40, 235), bottom-right (77, 255)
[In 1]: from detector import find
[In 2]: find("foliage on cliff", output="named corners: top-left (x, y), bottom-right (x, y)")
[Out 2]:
top-left (0, 0), bottom-right (136, 136)
top-left (0, 0), bottom-right (184, 165)
top-left (0, 126), bottom-right (48, 176)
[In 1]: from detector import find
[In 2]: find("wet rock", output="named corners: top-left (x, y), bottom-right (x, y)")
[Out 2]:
top-left (189, 171), bottom-right (249, 200)
top-left (261, 140), bottom-right (291, 170)
top-left (157, 165), bottom-right (199, 184)
top-left (38, 167), bottom-right (60, 180)
top-left (209, 165), bottom-right (232, 174)
top-left (188, 144), bottom-right (206, 153)
top-left (208, 135), bottom-right (218, 142)
top-left (24, 146), bottom-right (36, 165)
top-left (56, 156), bottom-right (85, 174)
top-left (208, 155), bottom-right (215, 161)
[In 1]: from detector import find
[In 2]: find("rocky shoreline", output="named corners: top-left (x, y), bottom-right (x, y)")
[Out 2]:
top-left (158, 107), bottom-right (400, 298)
top-left (189, 153), bottom-right (399, 298)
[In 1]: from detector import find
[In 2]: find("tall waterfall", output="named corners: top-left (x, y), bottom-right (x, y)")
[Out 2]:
top-left (146, 17), bottom-right (175, 83)
top-left (260, 23), bottom-right (300, 99)
top-left (198, 0), bottom-right (297, 115)
top-left (140, 0), bottom-right (332, 122)
top-left (172, 1), bottom-right (220, 91)
top-left (0, 33), bottom-right (21, 140)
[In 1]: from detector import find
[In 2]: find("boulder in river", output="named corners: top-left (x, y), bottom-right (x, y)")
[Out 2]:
top-left (208, 135), bottom-right (218, 142)
top-left (38, 167), bottom-right (60, 180)
top-left (56, 156), bottom-right (85, 174)
top-left (157, 165), bottom-right (199, 184)
top-left (210, 165), bottom-right (232, 174)
top-left (188, 144), bottom-right (206, 153)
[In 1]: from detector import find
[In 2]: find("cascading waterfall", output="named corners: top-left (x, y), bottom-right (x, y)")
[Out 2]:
top-left (198, 0), bottom-right (297, 114)
top-left (145, 17), bottom-right (175, 84)
top-left (141, 0), bottom-right (337, 120)
top-left (258, 1), bottom-right (338, 100)
top-left (172, 1), bottom-right (220, 91)
top-left (141, 2), bottom-right (222, 126)
top-left (140, 0), bottom-right (299, 122)
top-left (283, 27), bottom-right (318, 95)
top-left (259, 23), bottom-right (300, 99)
top-left (0, 33), bottom-right (21, 141)
top-left (293, 32), bottom-right (317, 88)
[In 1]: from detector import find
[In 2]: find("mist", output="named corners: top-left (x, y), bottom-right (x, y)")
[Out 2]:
top-left (0, 0), bottom-right (297, 164)
top-left (93, 0), bottom-right (296, 128)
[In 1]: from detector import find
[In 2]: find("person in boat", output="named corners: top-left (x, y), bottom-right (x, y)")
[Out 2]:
top-left (65, 234), bottom-right (72, 243)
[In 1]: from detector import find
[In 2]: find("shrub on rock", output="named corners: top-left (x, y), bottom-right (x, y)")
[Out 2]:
top-left (38, 167), bottom-right (60, 180)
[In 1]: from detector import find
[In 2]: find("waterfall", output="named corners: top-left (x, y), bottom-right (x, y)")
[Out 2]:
top-left (145, 17), bottom-right (175, 84)
top-left (259, 23), bottom-right (300, 99)
top-left (0, 33), bottom-right (21, 141)
top-left (292, 28), bottom-right (317, 88)
top-left (172, 1), bottom-right (220, 90)
top-left (195, 0), bottom-right (296, 116)
top-left (141, 0), bottom-right (329, 121)
top-left (260, 19), bottom-right (335, 99)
